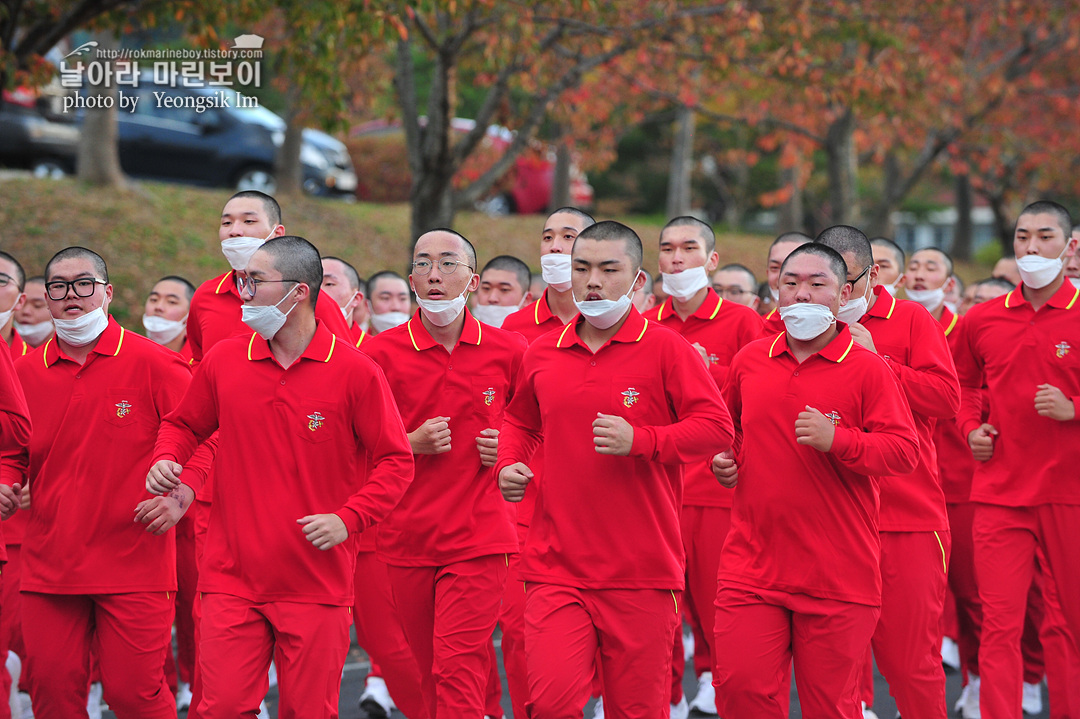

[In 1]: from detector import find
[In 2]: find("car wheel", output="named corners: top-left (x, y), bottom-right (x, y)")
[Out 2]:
top-left (235, 167), bottom-right (277, 193)
top-left (477, 192), bottom-right (513, 216)
top-left (302, 177), bottom-right (326, 196)
top-left (31, 160), bottom-right (67, 180)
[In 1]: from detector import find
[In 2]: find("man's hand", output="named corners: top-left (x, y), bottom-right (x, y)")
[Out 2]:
top-left (499, 463), bottom-right (534, 502)
top-left (409, 416), bottom-right (451, 455)
top-left (476, 428), bottom-right (499, 467)
top-left (795, 406), bottom-right (836, 452)
top-left (692, 342), bottom-right (710, 367)
top-left (146, 460), bottom-right (183, 496)
top-left (711, 450), bottom-right (739, 488)
top-left (1035, 384), bottom-right (1076, 421)
top-left (0, 483), bottom-right (21, 519)
top-left (297, 514), bottom-right (349, 551)
top-left (968, 423), bottom-right (998, 462)
top-left (19, 482), bottom-right (29, 510)
top-left (848, 322), bottom-right (876, 353)
top-left (134, 484), bottom-right (194, 535)
top-left (593, 413), bottom-right (634, 456)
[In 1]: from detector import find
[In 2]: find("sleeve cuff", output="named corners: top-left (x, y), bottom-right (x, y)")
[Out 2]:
top-left (629, 426), bottom-right (657, 460)
top-left (335, 507), bottom-right (363, 534)
top-left (959, 419), bottom-right (981, 439)
top-left (1070, 397), bottom-right (1080, 421)
top-left (829, 426), bottom-right (855, 458)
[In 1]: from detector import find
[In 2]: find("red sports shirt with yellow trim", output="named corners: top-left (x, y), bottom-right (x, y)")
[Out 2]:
top-left (361, 310), bottom-right (526, 566)
top-left (0, 342), bottom-right (31, 560)
top-left (933, 307), bottom-right (978, 503)
top-left (7, 328), bottom-right (28, 360)
top-left (15, 318), bottom-right (193, 593)
top-left (720, 326), bottom-right (920, 606)
top-left (953, 280), bottom-right (1080, 506)
top-left (496, 309), bottom-right (734, 590)
top-left (644, 289), bottom-right (762, 507)
top-left (153, 321), bottom-right (414, 605)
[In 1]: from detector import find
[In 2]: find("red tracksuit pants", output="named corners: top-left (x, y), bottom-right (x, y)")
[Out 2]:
top-left (196, 592), bottom-right (351, 719)
top-left (22, 591), bottom-right (175, 719)
top-left (713, 583), bottom-right (879, 718)
top-left (387, 553), bottom-right (508, 719)
top-left (497, 530), bottom-right (529, 719)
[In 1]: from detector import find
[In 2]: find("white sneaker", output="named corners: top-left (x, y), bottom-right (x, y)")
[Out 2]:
top-left (688, 672), bottom-right (718, 715)
top-left (1022, 681), bottom-right (1043, 715)
top-left (7, 651), bottom-right (21, 719)
top-left (862, 701), bottom-right (880, 719)
top-left (267, 661), bottom-right (278, 688)
top-left (592, 696), bottom-right (605, 719)
top-left (360, 676), bottom-right (395, 718)
top-left (683, 631), bottom-right (695, 663)
top-left (17, 692), bottom-right (33, 719)
top-left (257, 700), bottom-right (269, 719)
top-left (86, 682), bottom-right (103, 719)
top-left (941, 636), bottom-right (961, 672)
top-left (670, 695), bottom-right (689, 719)
top-left (960, 674), bottom-right (981, 719)
top-left (176, 681), bottom-right (193, 711)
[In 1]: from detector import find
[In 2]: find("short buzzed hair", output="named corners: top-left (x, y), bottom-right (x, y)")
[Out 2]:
top-left (45, 247), bottom-right (108, 284)
top-left (1018, 200), bottom-right (1072, 237)
top-left (322, 256), bottom-right (361, 292)
top-left (719, 263), bottom-right (757, 289)
top-left (368, 270), bottom-right (407, 292)
top-left (772, 231), bottom-right (812, 249)
top-left (481, 255), bottom-right (531, 294)
top-left (815, 225), bottom-right (872, 271)
top-left (662, 216), bottom-right (716, 255)
top-left (228, 190), bottom-right (282, 228)
top-left (871, 237), bottom-right (905, 270)
top-left (155, 275), bottom-right (196, 301)
top-left (417, 228), bottom-right (477, 271)
top-left (979, 276), bottom-right (1015, 293)
top-left (256, 236), bottom-right (323, 308)
top-left (549, 206), bottom-right (596, 228)
top-left (781, 243), bottom-right (849, 287)
top-left (0, 251), bottom-right (25, 291)
top-left (911, 247), bottom-right (954, 278)
top-left (574, 221), bottom-right (643, 271)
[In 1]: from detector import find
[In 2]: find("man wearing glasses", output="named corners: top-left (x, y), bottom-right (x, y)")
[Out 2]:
top-left (642, 216), bottom-right (762, 714)
top-left (13, 247), bottom-right (199, 718)
top-left (361, 229), bottom-right (526, 719)
top-left (711, 263), bottom-right (760, 312)
top-left (147, 236), bottom-right (414, 718)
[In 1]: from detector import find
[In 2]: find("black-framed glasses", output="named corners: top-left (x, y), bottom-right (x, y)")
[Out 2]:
top-left (411, 259), bottom-right (473, 276)
top-left (847, 265), bottom-right (871, 287)
top-left (45, 278), bottom-right (106, 300)
top-left (237, 276), bottom-right (299, 298)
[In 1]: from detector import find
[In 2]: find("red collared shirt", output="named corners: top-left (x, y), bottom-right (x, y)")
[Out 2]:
top-left (761, 306), bottom-right (784, 337)
top-left (720, 327), bottom-right (919, 606)
top-left (856, 286), bottom-right (957, 532)
top-left (496, 308), bottom-right (734, 590)
top-left (153, 322), bottom-right (413, 605)
top-left (645, 289), bottom-right (763, 507)
top-left (7, 328), bottom-right (27, 360)
top-left (502, 289), bottom-right (568, 344)
top-left (187, 270), bottom-right (352, 366)
top-left (14, 318), bottom-right (192, 593)
top-left (954, 281), bottom-right (1080, 506)
top-left (0, 343), bottom-right (31, 559)
top-left (934, 307), bottom-right (977, 503)
top-left (362, 310), bottom-right (525, 566)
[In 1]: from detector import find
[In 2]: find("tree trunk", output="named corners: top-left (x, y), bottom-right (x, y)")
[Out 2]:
top-left (548, 140), bottom-right (571, 212)
top-left (953, 173), bottom-right (974, 261)
top-left (777, 145), bottom-right (803, 234)
top-left (825, 107), bottom-right (856, 226)
top-left (77, 33), bottom-right (124, 188)
top-left (867, 152), bottom-right (900, 237)
top-left (410, 172), bottom-right (457, 242)
top-left (666, 104), bottom-right (695, 218)
top-left (986, 192), bottom-right (1013, 256)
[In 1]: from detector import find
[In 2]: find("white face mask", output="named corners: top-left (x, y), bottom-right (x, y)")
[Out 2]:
top-left (471, 300), bottom-right (524, 328)
top-left (0, 293), bottom-right (22, 332)
top-left (661, 266), bottom-right (710, 301)
top-left (837, 270), bottom-right (872, 324)
top-left (221, 228), bottom-right (276, 272)
top-left (338, 291), bottom-right (359, 321)
top-left (904, 286), bottom-right (946, 312)
top-left (1071, 277), bottom-right (1080, 290)
top-left (779, 303), bottom-right (837, 341)
top-left (371, 311), bottom-right (409, 333)
top-left (540, 254), bottom-right (573, 292)
top-left (415, 287), bottom-right (468, 327)
top-left (769, 285), bottom-right (780, 302)
top-left (881, 282), bottom-right (899, 297)
top-left (574, 273), bottom-right (640, 330)
top-left (944, 301), bottom-right (959, 315)
top-left (241, 283), bottom-right (299, 340)
top-left (1017, 245), bottom-right (1069, 289)
top-left (53, 294), bottom-right (110, 347)
top-left (14, 319), bottom-right (53, 346)
top-left (142, 313), bottom-right (187, 345)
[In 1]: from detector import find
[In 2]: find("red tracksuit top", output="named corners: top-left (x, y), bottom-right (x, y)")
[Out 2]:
top-left (152, 322), bottom-right (414, 605)
top-left (0, 341), bottom-right (31, 561)
top-left (856, 286), bottom-right (958, 532)
top-left (953, 281), bottom-right (1080, 507)
top-left (644, 289), bottom-right (763, 508)
top-left (496, 308), bottom-right (734, 590)
top-left (720, 326), bottom-right (920, 606)
top-left (15, 318), bottom-right (194, 593)
top-left (361, 310), bottom-right (525, 567)
top-left (933, 308), bottom-right (977, 504)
